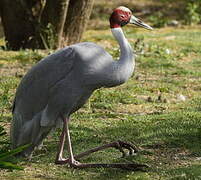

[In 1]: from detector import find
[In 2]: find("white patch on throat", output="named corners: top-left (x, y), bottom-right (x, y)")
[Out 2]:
top-left (111, 28), bottom-right (133, 59)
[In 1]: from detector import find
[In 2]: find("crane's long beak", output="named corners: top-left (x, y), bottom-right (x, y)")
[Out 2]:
top-left (129, 15), bottom-right (153, 30)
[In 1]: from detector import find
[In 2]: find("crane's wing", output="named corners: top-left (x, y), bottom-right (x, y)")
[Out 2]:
top-left (13, 46), bottom-right (75, 122)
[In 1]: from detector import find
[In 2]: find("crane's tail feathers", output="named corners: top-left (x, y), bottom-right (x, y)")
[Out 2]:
top-left (10, 112), bottom-right (23, 149)
top-left (11, 111), bottom-right (53, 157)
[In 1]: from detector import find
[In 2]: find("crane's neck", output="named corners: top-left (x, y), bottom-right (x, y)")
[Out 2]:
top-left (111, 27), bottom-right (133, 61)
top-left (110, 27), bottom-right (135, 85)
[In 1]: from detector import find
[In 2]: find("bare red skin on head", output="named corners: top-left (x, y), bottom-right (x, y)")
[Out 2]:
top-left (110, 9), bottom-right (132, 28)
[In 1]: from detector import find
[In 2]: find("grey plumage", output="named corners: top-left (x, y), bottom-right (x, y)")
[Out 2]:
top-left (11, 40), bottom-right (134, 156)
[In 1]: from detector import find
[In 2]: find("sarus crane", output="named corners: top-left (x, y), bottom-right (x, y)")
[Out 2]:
top-left (11, 6), bottom-right (153, 170)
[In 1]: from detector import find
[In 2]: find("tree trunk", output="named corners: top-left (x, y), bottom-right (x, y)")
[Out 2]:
top-left (63, 0), bottom-right (94, 45)
top-left (41, 0), bottom-right (69, 48)
top-left (0, 0), bottom-right (40, 50)
top-left (56, 0), bottom-right (69, 48)
top-left (0, 0), bottom-right (94, 50)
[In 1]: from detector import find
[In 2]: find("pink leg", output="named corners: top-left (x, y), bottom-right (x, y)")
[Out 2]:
top-left (55, 118), bottom-right (67, 164)
top-left (55, 117), bottom-right (78, 165)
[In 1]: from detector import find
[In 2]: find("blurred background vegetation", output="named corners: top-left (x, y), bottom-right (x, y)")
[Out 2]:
top-left (0, 0), bottom-right (201, 49)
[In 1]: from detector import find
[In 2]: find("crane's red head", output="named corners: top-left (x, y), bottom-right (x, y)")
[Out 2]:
top-left (110, 6), bottom-right (132, 28)
top-left (110, 6), bottom-right (153, 30)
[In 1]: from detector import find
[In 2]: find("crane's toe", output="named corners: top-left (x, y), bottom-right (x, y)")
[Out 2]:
top-left (55, 158), bottom-right (69, 165)
top-left (69, 160), bottom-right (82, 168)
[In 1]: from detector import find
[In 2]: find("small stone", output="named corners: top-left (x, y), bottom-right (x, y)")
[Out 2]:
top-left (135, 75), bottom-right (140, 80)
top-left (196, 157), bottom-right (201, 161)
top-left (168, 20), bottom-right (179, 27)
top-left (163, 98), bottom-right (168, 103)
top-left (165, 49), bottom-right (171, 54)
top-left (177, 94), bottom-right (186, 101)
top-left (147, 96), bottom-right (153, 102)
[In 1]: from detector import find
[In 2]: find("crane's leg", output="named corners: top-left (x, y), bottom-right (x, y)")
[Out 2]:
top-left (55, 121), bottom-right (67, 164)
top-left (65, 120), bottom-right (81, 166)
top-left (55, 117), bottom-right (79, 165)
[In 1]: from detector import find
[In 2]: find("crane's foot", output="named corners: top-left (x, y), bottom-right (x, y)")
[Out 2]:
top-left (55, 158), bottom-right (69, 165)
top-left (69, 159), bottom-right (81, 167)
top-left (55, 158), bottom-right (82, 166)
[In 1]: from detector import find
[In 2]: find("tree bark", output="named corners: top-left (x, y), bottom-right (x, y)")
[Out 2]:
top-left (0, 0), bottom-right (94, 50)
top-left (41, 0), bottom-right (70, 48)
top-left (64, 0), bottom-right (94, 45)
top-left (0, 0), bottom-right (38, 50)
top-left (56, 0), bottom-right (69, 48)
top-left (0, 0), bottom-right (47, 49)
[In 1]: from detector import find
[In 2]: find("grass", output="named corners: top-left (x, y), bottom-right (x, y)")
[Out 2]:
top-left (0, 24), bottom-right (201, 179)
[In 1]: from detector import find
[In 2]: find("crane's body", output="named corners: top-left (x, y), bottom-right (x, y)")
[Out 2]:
top-left (11, 6), bottom-right (152, 169)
